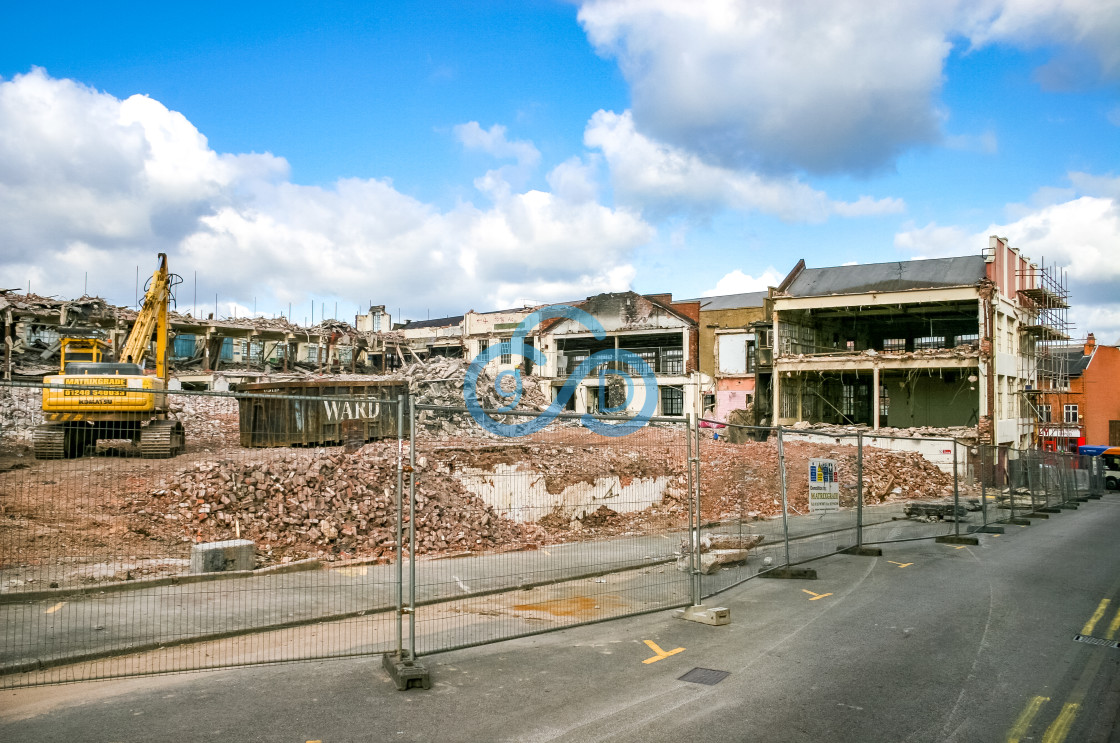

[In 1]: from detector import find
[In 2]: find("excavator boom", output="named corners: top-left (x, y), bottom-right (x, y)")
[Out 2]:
top-left (119, 252), bottom-right (170, 381)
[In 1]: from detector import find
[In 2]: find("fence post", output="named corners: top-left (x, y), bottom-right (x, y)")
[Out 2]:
top-left (383, 394), bottom-right (430, 690)
top-left (685, 413), bottom-right (700, 607)
top-left (953, 439), bottom-right (960, 538)
top-left (777, 428), bottom-right (792, 570)
top-left (979, 444), bottom-right (987, 526)
top-left (408, 397), bottom-right (418, 660)
top-left (395, 394), bottom-right (405, 659)
top-left (675, 415), bottom-right (731, 624)
top-left (856, 431), bottom-right (864, 550)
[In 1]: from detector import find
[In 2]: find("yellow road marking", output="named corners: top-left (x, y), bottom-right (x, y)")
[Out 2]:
top-left (802, 589), bottom-right (832, 601)
top-left (888, 561), bottom-right (913, 568)
top-left (955, 545), bottom-right (968, 550)
top-left (993, 534), bottom-right (1001, 538)
top-left (1007, 695), bottom-right (1049, 743)
top-left (1041, 702), bottom-right (1079, 743)
top-left (1105, 606), bottom-right (1120, 641)
top-left (642, 640), bottom-right (684, 664)
top-left (44, 602), bottom-right (65, 614)
top-left (1082, 598), bottom-right (1110, 636)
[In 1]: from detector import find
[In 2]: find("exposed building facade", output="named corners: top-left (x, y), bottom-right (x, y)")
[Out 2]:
top-left (537, 292), bottom-right (700, 418)
top-left (762, 237), bottom-right (1065, 448)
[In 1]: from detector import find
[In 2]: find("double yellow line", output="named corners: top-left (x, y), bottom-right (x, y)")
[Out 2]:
top-left (1081, 597), bottom-right (1120, 639)
top-left (1007, 597), bottom-right (1120, 743)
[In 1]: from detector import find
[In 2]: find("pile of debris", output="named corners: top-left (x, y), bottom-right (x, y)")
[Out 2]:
top-left (128, 445), bottom-right (550, 563)
top-left (168, 394), bottom-right (241, 446)
top-left (699, 438), bottom-right (974, 522)
top-left (0, 385), bottom-right (40, 447)
top-left (786, 421), bottom-right (979, 445)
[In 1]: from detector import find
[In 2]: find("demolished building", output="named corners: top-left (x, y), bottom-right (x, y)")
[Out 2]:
top-left (0, 292), bottom-right (407, 387)
top-left (758, 237), bottom-right (1068, 448)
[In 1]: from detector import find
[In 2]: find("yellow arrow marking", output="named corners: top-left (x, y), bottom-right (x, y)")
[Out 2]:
top-left (802, 589), bottom-right (832, 601)
top-left (1082, 598), bottom-right (1110, 636)
top-left (45, 602), bottom-right (65, 614)
top-left (1041, 702), bottom-right (1079, 743)
top-left (1007, 696), bottom-right (1049, 743)
top-left (642, 640), bottom-right (684, 664)
top-left (888, 561), bottom-right (913, 568)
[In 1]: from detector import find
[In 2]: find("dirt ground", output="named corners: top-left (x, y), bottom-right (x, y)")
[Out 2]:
top-left (0, 392), bottom-right (969, 590)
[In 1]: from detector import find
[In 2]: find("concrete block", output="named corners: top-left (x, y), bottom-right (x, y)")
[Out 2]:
top-left (383, 653), bottom-right (430, 690)
top-left (675, 605), bottom-right (731, 626)
top-left (190, 539), bottom-right (255, 574)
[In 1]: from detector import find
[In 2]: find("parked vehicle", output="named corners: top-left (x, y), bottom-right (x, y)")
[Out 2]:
top-left (1078, 445), bottom-right (1120, 490)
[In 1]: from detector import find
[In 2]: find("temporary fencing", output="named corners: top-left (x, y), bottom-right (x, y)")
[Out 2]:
top-left (403, 405), bottom-right (693, 658)
top-left (0, 375), bottom-right (1105, 688)
top-left (1, 380), bottom-right (406, 686)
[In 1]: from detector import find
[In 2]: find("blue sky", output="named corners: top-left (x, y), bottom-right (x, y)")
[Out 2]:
top-left (1, 1), bottom-right (1118, 339)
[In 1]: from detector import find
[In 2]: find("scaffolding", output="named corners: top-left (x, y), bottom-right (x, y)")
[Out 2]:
top-left (1017, 258), bottom-right (1077, 449)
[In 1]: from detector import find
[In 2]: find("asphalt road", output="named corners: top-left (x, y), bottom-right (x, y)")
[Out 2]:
top-left (3, 494), bottom-right (1118, 742)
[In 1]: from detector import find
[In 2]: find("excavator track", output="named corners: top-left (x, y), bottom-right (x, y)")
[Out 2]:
top-left (32, 423), bottom-right (67, 459)
top-left (139, 420), bottom-right (185, 459)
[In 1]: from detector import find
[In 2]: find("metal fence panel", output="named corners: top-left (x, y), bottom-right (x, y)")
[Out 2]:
top-left (0, 381), bottom-right (403, 687)
top-left (695, 422), bottom-right (789, 596)
top-left (406, 405), bottom-right (691, 657)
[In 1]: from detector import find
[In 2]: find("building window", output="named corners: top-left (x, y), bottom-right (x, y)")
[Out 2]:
top-left (478, 338), bottom-right (489, 355)
top-left (882, 338), bottom-right (905, 352)
top-left (660, 348), bottom-right (684, 375)
top-left (914, 336), bottom-right (945, 350)
top-left (746, 341), bottom-right (757, 372)
top-left (955, 333), bottom-right (979, 346)
top-left (660, 386), bottom-right (684, 416)
top-left (500, 338), bottom-right (511, 364)
top-left (1064, 404), bottom-right (1079, 424)
top-left (1038, 404), bottom-right (1051, 423)
top-left (879, 385), bottom-right (890, 417)
top-left (306, 345), bottom-right (318, 363)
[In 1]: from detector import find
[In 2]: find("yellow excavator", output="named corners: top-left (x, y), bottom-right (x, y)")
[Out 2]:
top-left (34, 253), bottom-right (185, 459)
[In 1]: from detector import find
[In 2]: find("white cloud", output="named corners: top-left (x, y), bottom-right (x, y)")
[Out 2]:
top-left (454, 121), bottom-right (541, 198)
top-left (704, 267), bottom-right (785, 296)
top-left (584, 110), bottom-right (905, 222)
top-left (577, 0), bottom-right (1120, 174)
top-left (895, 176), bottom-right (1120, 343)
top-left (0, 70), bottom-right (652, 318)
top-left (893, 222), bottom-right (975, 258)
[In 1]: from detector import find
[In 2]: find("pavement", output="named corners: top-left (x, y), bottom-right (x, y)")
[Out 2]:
top-left (2, 492), bottom-right (1117, 742)
top-left (0, 495), bottom-right (1055, 676)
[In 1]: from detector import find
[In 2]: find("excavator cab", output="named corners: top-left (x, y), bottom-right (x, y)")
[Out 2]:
top-left (59, 337), bottom-right (109, 368)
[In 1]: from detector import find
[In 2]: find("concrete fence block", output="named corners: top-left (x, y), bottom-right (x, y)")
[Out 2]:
top-left (190, 539), bottom-right (256, 574)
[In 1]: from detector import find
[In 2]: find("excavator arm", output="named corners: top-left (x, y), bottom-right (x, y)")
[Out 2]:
top-left (119, 253), bottom-right (171, 382)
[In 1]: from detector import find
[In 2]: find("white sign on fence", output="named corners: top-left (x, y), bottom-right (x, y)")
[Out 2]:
top-left (808, 458), bottom-right (839, 513)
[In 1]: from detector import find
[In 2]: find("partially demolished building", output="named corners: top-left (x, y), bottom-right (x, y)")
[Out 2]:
top-left (0, 292), bottom-right (407, 387)
top-left (760, 237), bottom-right (1066, 448)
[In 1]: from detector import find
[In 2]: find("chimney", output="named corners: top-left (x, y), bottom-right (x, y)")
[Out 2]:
top-left (1085, 333), bottom-right (1096, 356)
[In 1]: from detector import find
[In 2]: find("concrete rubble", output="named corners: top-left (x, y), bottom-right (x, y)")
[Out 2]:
top-left (129, 445), bottom-right (551, 563)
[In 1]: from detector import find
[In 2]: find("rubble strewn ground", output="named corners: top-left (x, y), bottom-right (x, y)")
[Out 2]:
top-left (0, 362), bottom-right (974, 587)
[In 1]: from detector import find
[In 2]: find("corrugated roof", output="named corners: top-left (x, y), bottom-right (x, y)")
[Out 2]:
top-left (785, 256), bottom-right (987, 297)
top-left (684, 291), bottom-right (768, 311)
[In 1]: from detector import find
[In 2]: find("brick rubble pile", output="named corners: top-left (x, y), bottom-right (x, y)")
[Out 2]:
top-left (129, 445), bottom-right (549, 563)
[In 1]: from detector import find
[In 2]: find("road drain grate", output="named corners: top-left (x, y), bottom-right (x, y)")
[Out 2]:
top-left (1073, 634), bottom-right (1120, 649)
top-left (679, 668), bottom-right (731, 685)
